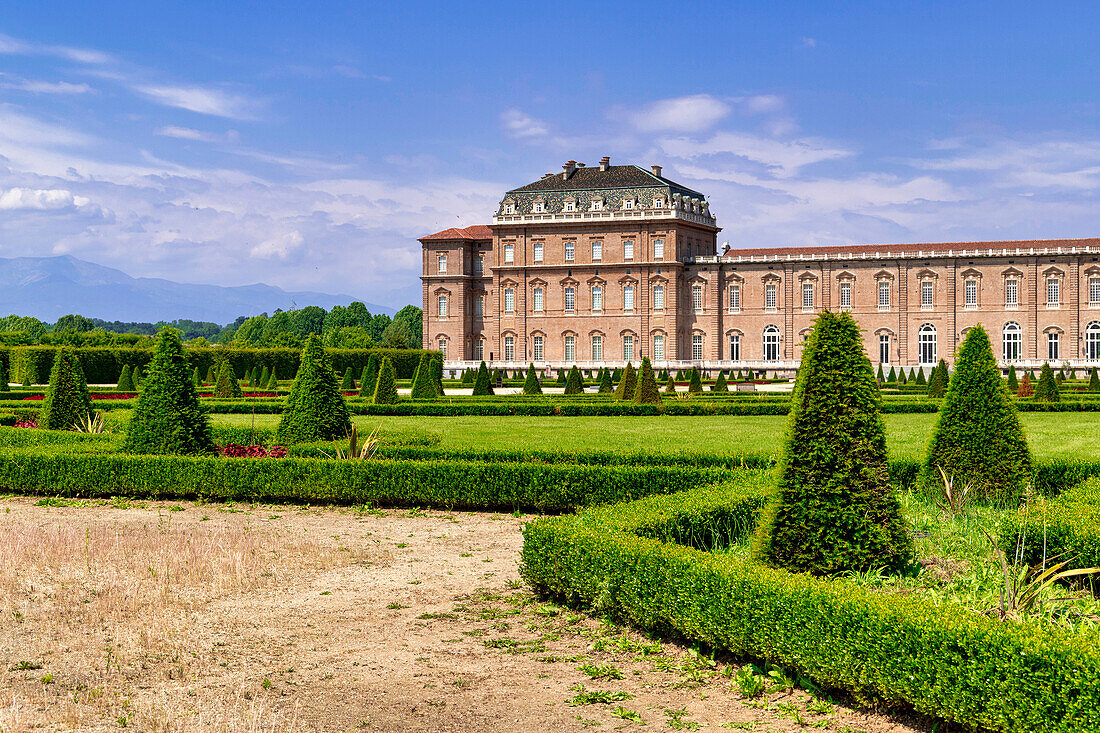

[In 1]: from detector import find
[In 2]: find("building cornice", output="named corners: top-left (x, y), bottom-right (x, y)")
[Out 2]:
top-left (492, 208), bottom-right (718, 231)
top-left (694, 242), bottom-right (1100, 266)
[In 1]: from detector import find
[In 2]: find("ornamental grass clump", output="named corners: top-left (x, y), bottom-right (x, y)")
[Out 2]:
top-left (123, 328), bottom-right (213, 455)
top-left (1034, 362), bottom-right (1060, 403)
top-left (275, 335), bottom-right (351, 444)
top-left (688, 368), bottom-right (703, 394)
top-left (372, 357), bottom-right (398, 404)
top-left (923, 325), bottom-right (1031, 502)
top-left (523, 364), bottom-right (542, 395)
top-left (213, 359), bottom-right (243, 398)
top-left (39, 347), bottom-right (92, 431)
top-left (116, 364), bottom-right (135, 391)
top-left (360, 354), bottom-right (379, 397)
top-left (633, 357), bottom-right (662, 405)
top-left (564, 365), bottom-right (584, 395)
top-left (753, 311), bottom-right (913, 576)
top-left (410, 353), bottom-right (435, 399)
top-left (613, 363), bottom-right (636, 400)
top-left (472, 361), bottom-right (493, 396)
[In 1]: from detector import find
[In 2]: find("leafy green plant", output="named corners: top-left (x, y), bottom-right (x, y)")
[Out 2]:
top-left (579, 663), bottom-right (623, 680)
top-left (734, 665), bottom-right (766, 698)
top-left (322, 424), bottom-right (382, 460)
top-left (72, 411), bottom-right (106, 434)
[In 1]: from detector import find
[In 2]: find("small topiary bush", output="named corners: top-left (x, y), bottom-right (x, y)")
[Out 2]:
top-left (713, 370), bottom-right (728, 392)
top-left (340, 367), bottom-right (356, 391)
top-left (372, 356), bottom-right (398, 404)
top-left (361, 353), bottom-right (379, 398)
top-left (633, 357), bottom-right (662, 405)
top-left (213, 359), bottom-right (243, 398)
top-left (116, 364), bottom-right (135, 391)
top-left (523, 363), bottom-right (542, 395)
top-left (274, 335), bottom-right (351, 444)
top-left (39, 347), bottom-right (92, 431)
top-left (1007, 365), bottom-right (1018, 393)
top-left (688, 368), bottom-right (703, 394)
top-left (613, 363), bottom-right (636, 400)
top-left (564, 365), bottom-right (584, 395)
top-left (472, 361), bottom-right (493, 396)
top-left (927, 359), bottom-right (947, 398)
top-left (431, 357), bottom-right (444, 396)
top-left (1035, 362), bottom-right (1060, 402)
top-left (1090, 367), bottom-right (1100, 393)
top-left (410, 353), bottom-right (435, 399)
top-left (1017, 372), bottom-right (1034, 398)
top-left (664, 375), bottom-right (676, 393)
top-left (753, 311), bottom-right (913, 576)
top-left (597, 368), bottom-right (613, 393)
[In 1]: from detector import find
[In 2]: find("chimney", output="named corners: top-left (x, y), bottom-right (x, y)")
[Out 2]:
top-left (651, 164), bottom-right (662, 177)
top-left (562, 160), bottom-right (577, 180)
top-left (599, 156), bottom-right (610, 172)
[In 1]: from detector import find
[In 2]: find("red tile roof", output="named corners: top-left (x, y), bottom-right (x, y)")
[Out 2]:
top-left (723, 237), bottom-right (1100, 258)
top-left (419, 224), bottom-right (493, 241)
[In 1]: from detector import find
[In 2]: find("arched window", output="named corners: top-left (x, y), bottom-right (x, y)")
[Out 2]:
top-left (918, 324), bottom-right (937, 365)
top-left (1003, 322), bottom-right (1021, 361)
top-left (1087, 322), bottom-right (1100, 361)
top-left (763, 325), bottom-right (781, 362)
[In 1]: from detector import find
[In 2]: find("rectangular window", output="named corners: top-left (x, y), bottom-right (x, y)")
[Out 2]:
top-left (533, 287), bottom-right (543, 312)
top-left (692, 284), bottom-right (703, 311)
top-left (475, 296), bottom-right (484, 317)
top-left (564, 287), bottom-right (575, 313)
top-left (653, 334), bottom-right (665, 361)
top-left (623, 240), bottom-right (634, 260)
top-left (1006, 279), bottom-right (1018, 307)
top-left (839, 281), bottom-right (851, 310)
top-left (533, 335), bottom-right (543, 361)
top-left (879, 334), bottom-right (890, 365)
top-left (438, 339), bottom-right (447, 358)
top-left (474, 339), bottom-right (484, 361)
top-left (504, 336), bottom-right (514, 361)
top-left (965, 280), bottom-right (977, 308)
top-left (653, 238), bottom-right (664, 259)
top-left (504, 244), bottom-right (514, 263)
top-left (878, 280), bottom-right (890, 309)
top-left (437, 295), bottom-right (448, 317)
top-left (692, 334), bottom-right (703, 361)
top-left (564, 241), bottom-right (575, 262)
top-left (592, 241), bottom-right (602, 261)
top-left (921, 281), bottom-right (934, 309)
top-left (624, 285), bottom-right (634, 311)
top-left (1048, 332), bottom-right (1060, 360)
top-left (623, 335), bottom-right (634, 362)
top-left (533, 243), bottom-right (543, 262)
top-left (591, 335), bottom-right (603, 362)
top-left (728, 285), bottom-right (740, 312)
top-left (653, 284), bottom-right (665, 310)
top-left (802, 283), bottom-right (814, 310)
top-left (474, 256), bottom-right (483, 276)
top-left (504, 288), bottom-right (515, 313)
top-left (592, 286), bottom-right (603, 312)
top-left (1090, 278), bottom-right (1100, 305)
top-left (729, 334), bottom-right (740, 361)
top-left (438, 254), bottom-right (447, 274)
top-left (564, 335), bottom-right (575, 362)
top-left (1047, 278), bottom-right (1060, 306)
top-left (765, 283), bottom-right (777, 310)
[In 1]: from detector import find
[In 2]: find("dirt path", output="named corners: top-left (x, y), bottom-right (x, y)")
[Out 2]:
top-left (0, 498), bottom-right (932, 732)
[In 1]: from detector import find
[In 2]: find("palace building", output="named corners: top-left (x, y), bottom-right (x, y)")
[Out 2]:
top-left (421, 158), bottom-right (1100, 372)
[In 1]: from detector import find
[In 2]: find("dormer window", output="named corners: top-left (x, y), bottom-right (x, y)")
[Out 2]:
top-left (564, 200), bottom-right (576, 212)
top-left (502, 201), bottom-right (515, 215)
top-left (590, 198), bottom-right (603, 212)
top-left (622, 198), bottom-right (634, 210)
top-left (531, 198), bottom-right (545, 213)
top-left (653, 197), bottom-right (664, 209)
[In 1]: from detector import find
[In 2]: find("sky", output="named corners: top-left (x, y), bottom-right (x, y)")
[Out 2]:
top-left (2, 2), bottom-right (1100, 310)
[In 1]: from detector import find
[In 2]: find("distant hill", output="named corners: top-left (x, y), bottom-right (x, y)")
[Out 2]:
top-left (0, 255), bottom-right (393, 324)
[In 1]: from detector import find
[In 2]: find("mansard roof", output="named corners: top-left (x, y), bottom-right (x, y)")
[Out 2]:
top-left (419, 224), bottom-right (493, 242)
top-left (722, 237), bottom-right (1100, 260)
top-left (507, 164), bottom-right (704, 199)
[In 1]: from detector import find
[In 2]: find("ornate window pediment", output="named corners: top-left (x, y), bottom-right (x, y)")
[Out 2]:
top-left (587, 328), bottom-right (605, 337)
top-left (499, 277), bottom-right (519, 288)
top-left (836, 272), bottom-right (856, 282)
top-left (874, 270), bottom-right (894, 281)
top-left (529, 329), bottom-right (546, 338)
top-left (529, 277), bottom-right (548, 288)
top-left (1084, 265), bottom-right (1100, 276)
top-left (797, 271), bottom-right (819, 282)
top-left (1042, 324), bottom-right (1065, 335)
top-left (725, 271), bottom-right (744, 283)
top-left (618, 328), bottom-right (638, 337)
top-left (724, 328), bottom-right (744, 336)
top-left (1042, 266), bottom-right (1066, 278)
top-left (873, 327), bottom-right (896, 337)
top-left (761, 273), bottom-right (781, 283)
top-left (916, 268), bottom-right (938, 280)
top-left (1001, 266), bottom-right (1024, 278)
top-left (586, 275), bottom-right (606, 286)
top-left (559, 276), bottom-right (579, 287)
top-left (432, 286), bottom-right (452, 296)
top-left (960, 268), bottom-right (982, 279)
top-left (618, 274), bottom-right (638, 285)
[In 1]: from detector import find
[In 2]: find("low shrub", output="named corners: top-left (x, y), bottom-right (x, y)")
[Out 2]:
top-left (1000, 477), bottom-right (1100, 569)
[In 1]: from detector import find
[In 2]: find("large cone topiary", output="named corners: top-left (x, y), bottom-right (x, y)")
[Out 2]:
top-left (688, 368), bottom-right (703, 394)
top-left (1034, 362), bottom-right (1060, 402)
top-left (116, 364), bottom-right (135, 391)
top-left (410, 352), bottom-right (435, 399)
top-left (275, 335), bottom-right (351, 443)
top-left (39, 347), bottom-right (92, 430)
top-left (613, 363), bottom-right (636, 400)
top-left (472, 361), bottom-right (493, 396)
top-left (213, 359), bottom-right (243, 398)
top-left (753, 311), bottom-right (913, 576)
top-left (633, 357), bottom-right (662, 405)
top-left (563, 365), bottom-right (584, 395)
top-left (124, 328), bottom-right (214, 454)
top-left (523, 364), bottom-right (542, 395)
top-left (923, 325), bottom-right (1032, 502)
top-left (372, 357), bottom-right (398, 404)
top-left (597, 368), bottom-right (613, 393)
top-left (360, 354), bottom-right (379, 398)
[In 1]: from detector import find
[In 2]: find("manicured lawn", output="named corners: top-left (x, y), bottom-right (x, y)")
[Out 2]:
top-left (210, 412), bottom-right (1100, 460)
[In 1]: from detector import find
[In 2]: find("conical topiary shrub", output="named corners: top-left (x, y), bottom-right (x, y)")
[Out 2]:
top-left (595, 368), bottom-right (611, 393)
top-left (915, 367), bottom-right (926, 385)
top-left (431, 357), bottom-right (444, 396)
top-left (1007, 365), bottom-right (1018, 393)
top-left (927, 359), bottom-right (947, 398)
top-left (275, 336), bottom-right (352, 444)
top-left (1034, 362), bottom-right (1059, 402)
top-left (1056, 369), bottom-right (1065, 387)
top-left (124, 328), bottom-right (214, 455)
top-left (213, 359), bottom-right (243, 398)
top-left (886, 366), bottom-right (897, 384)
top-left (564, 365), bottom-right (584, 395)
top-left (410, 353), bottom-right (435, 399)
top-left (633, 357), bottom-right (662, 405)
top-left (1090, 367), bottom-right (1100, 393)
top-left (39, 347), bottom-right (92, 430)
top-left (133, 364), bottom-right (144, 389)
top-left (192, 366), bottom-right (202, 388)
top-left (753, 311), bottom-right (913, 576)
top-left (116, 364), bottom-right (135, 391)
top-left (267, 368), bottom-right (279, 391)
top-left (688, 368), bottom-right (703, 394)
top-left (372, 357), bottom-right (398, 404)
top-left (361, 354), bottom-right (379, 398)
top-left (1017, 372), bottom-right (1034, 398)
top-left (0, 361), bottom-right (8, 392)
top-left (898, 367), bottom-right (908, 386)
top-left (924, 325), bottom-right (1032, 502)
top-left (205, 365), bottom-right (215, 384)
top-left (612, 368), bottom-right (623, 383)
top-left (613, 363), bottom-right (637, 400)
top-left (340, 367), bottom-right (356, 391)
top-left (713, 370), bottom-right (728, 392)
top-left (523, 364), bottom-right (542, 395)
top-left (876, 364), bottom-right (885, 383)
top-left (664, 374), bottom-right (676, 393)
top-left (260, 365), bottom-right (270, 388)
top-left (556, 369), bottom-right (566, 387)
top-left (472, 361), bottom-right (493, 396)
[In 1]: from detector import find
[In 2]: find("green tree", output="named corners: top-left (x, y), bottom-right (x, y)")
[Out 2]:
top-left (1034, 362), bottom-right (1060, 402)
top-left (275, 336), bottom-right (352, 443)
top-left (1017, 372), bottom-right (1034, 398)
top-left (753, 311), bottom-right (913, 576)
top-left (924, 325), bottom-right (1032, 501)
top-left (372, 357), bottom-right (398, 404)
top-left (523, 364), bottom-right (542, 395)
top-left (564, 365), bottom-right (584, 395)
top-left (633, 357), bottom-right (662, 405)
top-left (267, 367), bottom-right (279, 391)
top-left (360, 354), bottom-right (379, 397)
top-left (410, 353), bottom-right (435, 398)
top-left (213, 359), bottom-right (243, 398)
top-left (123, 329), bottom-right (213, 454)
top-left (898, 367), bottom-right (908, 386)
top-left (0, 360), bottom-right (8, 392)
top-left (556, 369), bottom-right (566, 387)
top-left (713, 370), bottom-right (728, 392)
top-left (613, 363), bottom-right (637, 400)
top-left (1090, 367), bottom-right (1100, 392)
top-left (39, 347), bottom-right (92, 430)
top-left (927, 359), bottom-right (948, 398)
top-left (1007, 364), bottom-right (1018, 393)
top-left (340, 367), bottom-right (356, 391)
top-left (116, 364), bottom-right (135, 391)
top-left (192, 366), bottom-right (202, 389)
top-left (611, 368), bottom-right (622, 383)
top-left (205, 365), bottom-right (215, 383)
top-left (472, 361), bottom-right (493, 396)
top-left (688, 368), bottom-right (703, 394)
top-left (597, 368), bottom-right (613, 393)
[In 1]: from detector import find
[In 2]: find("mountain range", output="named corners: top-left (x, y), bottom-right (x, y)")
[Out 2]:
top-left (0, 255), bottom-right (393, 324)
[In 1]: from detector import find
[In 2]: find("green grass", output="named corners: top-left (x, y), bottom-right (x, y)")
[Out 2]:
top-left (209, 412), bottom-right (1100, 460)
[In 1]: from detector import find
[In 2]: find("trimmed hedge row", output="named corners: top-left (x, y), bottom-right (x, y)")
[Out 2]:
top-left (521, 477), bottom-right (1100, 732)
top-left (1000, 477), bottom-right (1100, 569)
top-left (0, 346), bottom-right (439, 385)
top-left (0, 449), bottom-right (725, 512)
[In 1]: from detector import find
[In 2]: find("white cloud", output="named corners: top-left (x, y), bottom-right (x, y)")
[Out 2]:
top-left (251, 230), bottom-right (304, 259)
top-left (2, 79), bottom-right (94, 94)
top-left (801, 37), bottom-right (817, 48)
top-left (0, 187), bottom-right (90, 211)
top-left (628, 94), bottom-right (730, 133)
top-left (501, 109), bottom-right (548, 139)
top-left (135, 84), bottom-right (261, 120)
top-left (659, 131), bottom-right (851, 177)
top-left (743, 94), bottom-right (785, 115)
top-left (155, 126), bottom-right (229, 143)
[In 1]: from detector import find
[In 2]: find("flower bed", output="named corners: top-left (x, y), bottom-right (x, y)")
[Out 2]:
top-left (216, 443), bottom-right (287, 458)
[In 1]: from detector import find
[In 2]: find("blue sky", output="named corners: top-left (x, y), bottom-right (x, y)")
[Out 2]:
top-left (2, 2), bottom-right (1100, 310)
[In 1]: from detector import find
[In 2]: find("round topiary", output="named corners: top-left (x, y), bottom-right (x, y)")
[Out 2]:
top-left (116, 364), bottom-right (135, 392)
top-left (753, 311), bottom-right (914, 576)
top-left (613, 363), bottom-right (636, 400)
top-left (633, 357), bottom-right (662, 405)
top-left (523, 363), bottom-right (542, 395)
top-left (275, 335), bottom-right (352, 443)
top-left (688, 368), bottom-right (703, 394)
top-left (1034, 362), bottom-right (1060, 403)
top-left (213, 359), bottom-right (243, 398)
top-left (472, 361), bottom-right (493, 396)
top-left (372, 357), bottom-right (398, 404)
top-left (123, 328), bottom-right (214, 455)
top-left (923, 325), bottom-right (1032, 502)
top-left (39, 347), bottom-right (92, 431)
